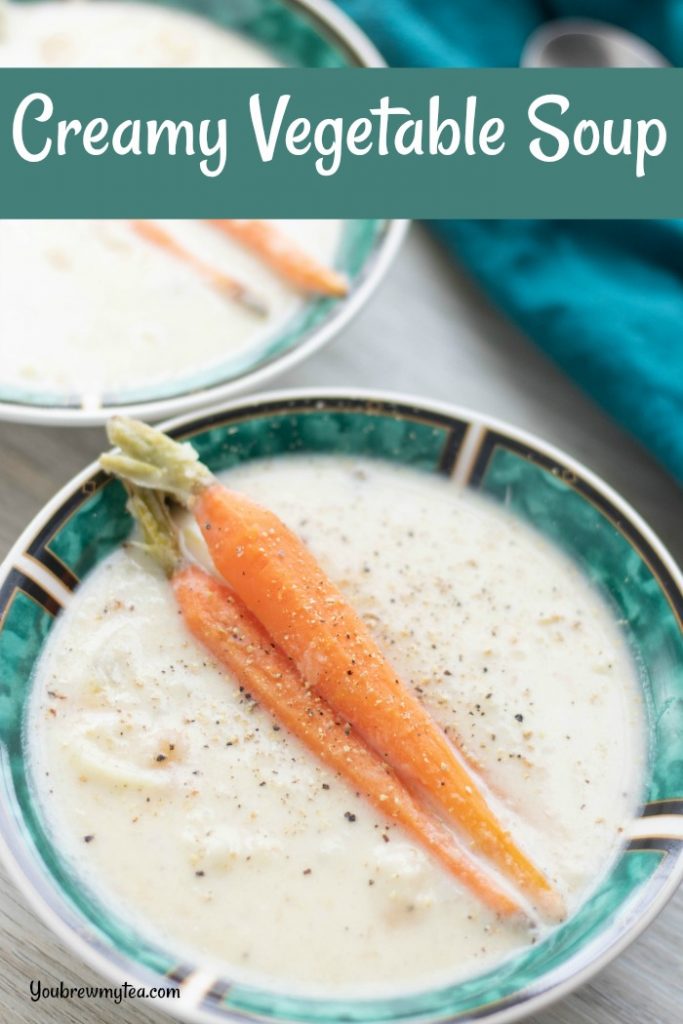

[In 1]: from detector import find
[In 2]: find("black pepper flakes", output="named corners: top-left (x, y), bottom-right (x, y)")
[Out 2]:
top-left (83, 835), bottom-right (95, 844)
top-left (344, 812), bottom-right (357, 823)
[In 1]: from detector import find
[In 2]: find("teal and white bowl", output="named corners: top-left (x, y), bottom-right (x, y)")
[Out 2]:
top-left (0, 0), bottom-right (405, 426)
top-left (1, 390), bottom-right (682, 1023)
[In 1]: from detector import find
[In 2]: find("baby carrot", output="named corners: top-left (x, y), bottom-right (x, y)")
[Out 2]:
top-left (206, 220), bottom-right (349, 297)
top-left (119, 481), bottom-right (523, 918)
top-left (131, 220), bottom-right (268, 316)
top-left (195, 484), bottom-right (562, 921)
top-left (102, 418), bottom-right (563, 921)
top-left (174, 563), bottom-right (524, 919)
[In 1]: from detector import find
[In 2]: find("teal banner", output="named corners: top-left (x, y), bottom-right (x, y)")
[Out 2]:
top-left (1, 68), bottom-right (681, 218)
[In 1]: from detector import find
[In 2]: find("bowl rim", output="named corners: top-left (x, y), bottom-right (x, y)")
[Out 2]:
top-left (0, 0), bottom-right (408, 427)
top-left (1, 385), bottom-right (682, 1024)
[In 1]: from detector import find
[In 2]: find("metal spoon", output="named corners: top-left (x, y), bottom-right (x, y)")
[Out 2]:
top-left (521, 18), bottom-right (670, 69)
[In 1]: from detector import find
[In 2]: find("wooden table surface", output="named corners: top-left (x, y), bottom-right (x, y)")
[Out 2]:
top-left (0, 225), bottom-right (681, 1023)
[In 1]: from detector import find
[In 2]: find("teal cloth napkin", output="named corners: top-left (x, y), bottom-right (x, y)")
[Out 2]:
top-left (339, 0), bottom-right (683, 483)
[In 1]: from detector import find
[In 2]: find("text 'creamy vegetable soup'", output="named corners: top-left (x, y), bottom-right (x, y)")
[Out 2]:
top-left (28, 453), bottom-right (645, 997)
top-left (0, 2), bottom-right (343, 405)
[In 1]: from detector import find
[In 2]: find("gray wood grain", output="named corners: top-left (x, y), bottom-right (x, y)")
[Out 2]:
top-left (0, 225), bottom-right (680, 1023)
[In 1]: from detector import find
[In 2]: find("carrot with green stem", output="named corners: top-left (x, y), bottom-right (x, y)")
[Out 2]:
top-left (122, 481), bottom-right (525, 920)
top-left (131, 221), bottom-right (268, 316)
top-left (102, 418), bottom-right (564, 921)
top-left (206, 220), bottom-right (349, 298)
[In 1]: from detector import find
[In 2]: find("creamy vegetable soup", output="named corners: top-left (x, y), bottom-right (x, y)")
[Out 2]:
top-left (0, 2), bottom-right (343, 403)
top-left (29, 455), bottom-right (645, 996)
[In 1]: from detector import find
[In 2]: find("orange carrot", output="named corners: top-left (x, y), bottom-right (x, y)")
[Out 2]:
top-left (206, 220), bottom-right (348, 297)
top-left (193, 483), bottom-right (563, 921)
top-left (101, 419), bottom-right (563, 921)
top-left (131, 220), bottom-right (267, 315)
top-left (114, 479), bottom-right (524, 918)
top-left (174, 563), bottom-right (523, 919)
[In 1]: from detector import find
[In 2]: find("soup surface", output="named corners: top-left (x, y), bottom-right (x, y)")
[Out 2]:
top-left (29, 456), bottom-right (645, 995)
top-left (0, 2), bottom-right (342, 404)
